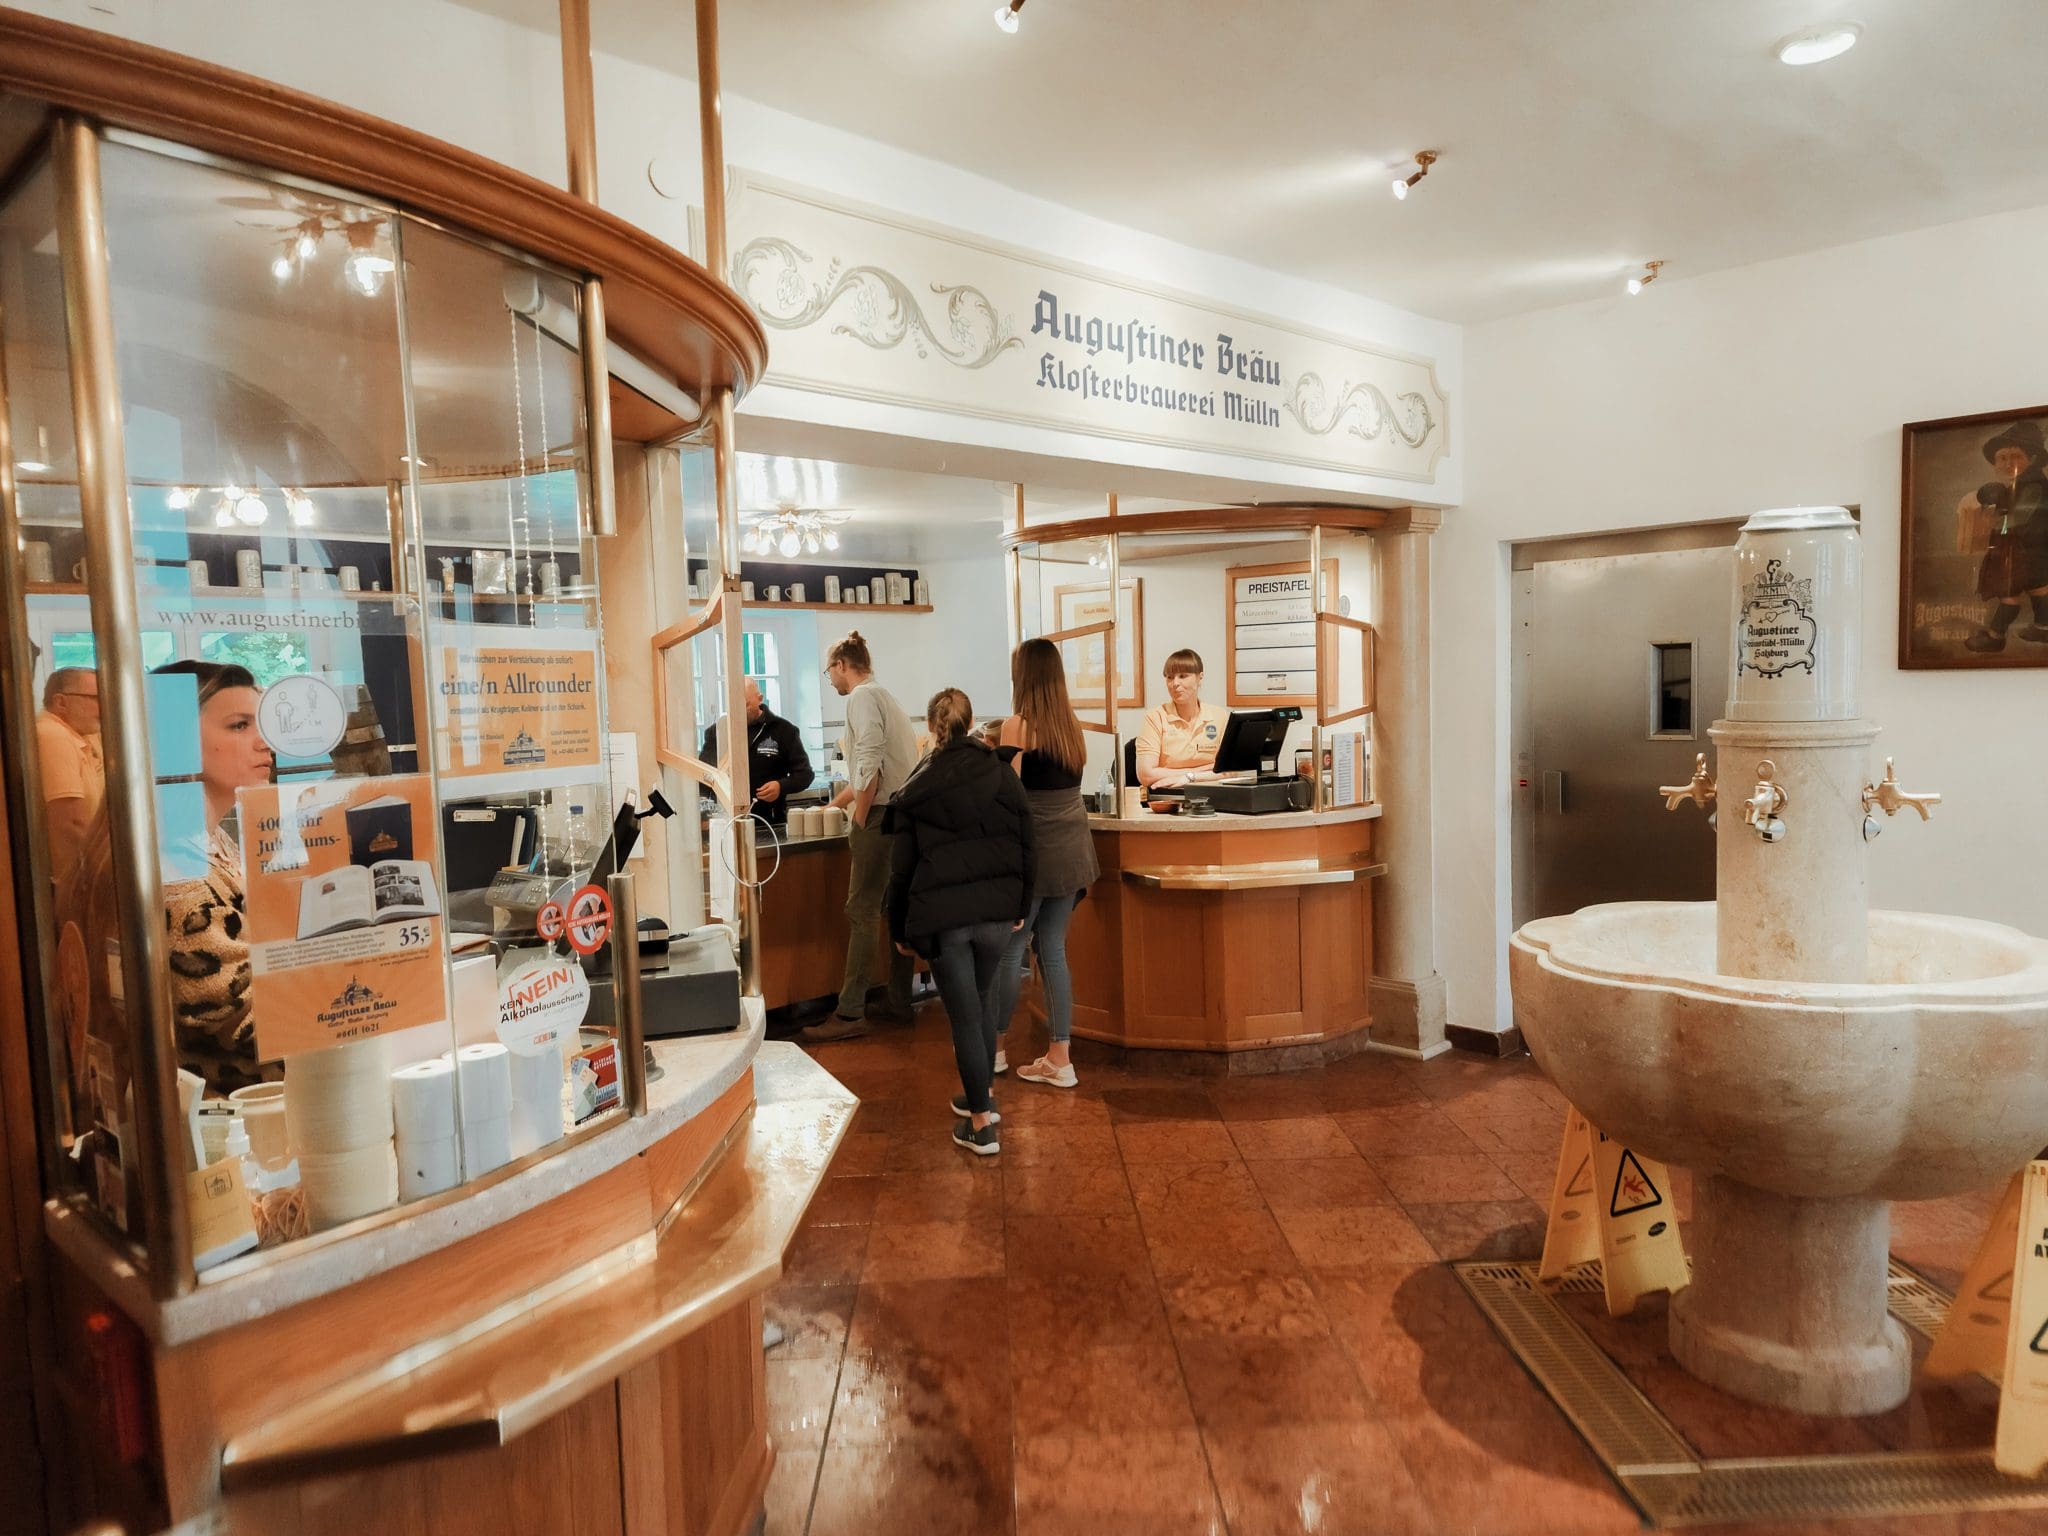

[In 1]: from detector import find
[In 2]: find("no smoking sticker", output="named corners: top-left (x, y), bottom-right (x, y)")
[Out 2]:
top-left (566, 884), bottom-right (612, 955)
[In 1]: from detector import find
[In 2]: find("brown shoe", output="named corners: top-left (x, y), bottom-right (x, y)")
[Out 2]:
top-left (797, 1014), bottom-right (870, 1045)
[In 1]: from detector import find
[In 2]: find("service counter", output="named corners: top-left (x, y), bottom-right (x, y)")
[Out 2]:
top-left (43, 1013), bottom-right (856, 1532)
top-left (1066, 795), bottom-right (1384, 1063)
top-left (750, 824), bottom-right (893, 1011)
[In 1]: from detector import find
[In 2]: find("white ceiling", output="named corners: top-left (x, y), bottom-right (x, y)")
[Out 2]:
top-left (454, 0), bottom-right (2048, 324)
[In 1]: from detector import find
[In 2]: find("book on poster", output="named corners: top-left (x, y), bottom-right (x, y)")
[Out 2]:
top-left (295, 859), bottom-right (441, 940)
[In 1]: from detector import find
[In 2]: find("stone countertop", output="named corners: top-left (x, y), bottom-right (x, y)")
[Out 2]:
top-left (49, 1002), bottom-right (768, 1347)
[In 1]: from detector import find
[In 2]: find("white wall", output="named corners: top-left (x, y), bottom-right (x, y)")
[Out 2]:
top-left (1442, 204), bottom-right (2048, 1035)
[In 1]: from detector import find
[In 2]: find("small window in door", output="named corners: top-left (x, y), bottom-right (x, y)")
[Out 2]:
top-left (1649, 642), bottom-right (1695, 740)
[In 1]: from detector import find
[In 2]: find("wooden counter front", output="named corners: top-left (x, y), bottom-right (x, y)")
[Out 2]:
top-left (753, 833), bottom-right (894, 1010)
top-left (1068, 812), bottom-right (1382, 1056)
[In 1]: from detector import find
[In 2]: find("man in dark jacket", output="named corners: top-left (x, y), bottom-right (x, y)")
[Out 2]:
top-left (700, 679), bottom-right (814, 825)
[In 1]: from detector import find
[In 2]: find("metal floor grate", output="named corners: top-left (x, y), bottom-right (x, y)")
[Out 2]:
top-left (1454, 1258), bottom-right (2048, 1528)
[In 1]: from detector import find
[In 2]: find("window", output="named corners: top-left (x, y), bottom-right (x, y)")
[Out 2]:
top-left (1650, 641), bottom-right (1694, 739)
top-left (199, 630), bottom-right (311, 688)
top-left (51, 629), bottom-right (176, 672)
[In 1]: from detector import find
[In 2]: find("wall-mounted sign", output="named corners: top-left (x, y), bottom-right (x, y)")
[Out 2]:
top-left (726, 171), bottom-right (1450, 485)
top-left (1225, 559), bottom-right (1339, 707)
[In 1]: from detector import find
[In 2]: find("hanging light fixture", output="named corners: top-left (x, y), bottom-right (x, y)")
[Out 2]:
top-left (14, 425), bottom-right (51, 474)
top-left (1626, 259), bottom-right (1665, 296)
top-left (994, 0), bottom-right (1025, 34)
top-left (234, 493), bottom-right (269, 526)
top-left (746, 507), bottom-right (852, 557)
top-left (343, 221), bottom-right (396, 298)
top-left (166, 486), bottom-right (194, 510)
top-left (287, 490), bottom-right (316, 525)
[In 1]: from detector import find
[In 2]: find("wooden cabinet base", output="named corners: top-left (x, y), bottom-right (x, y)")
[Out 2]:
top-left (1068, 820), bottom-right (1380, 1054)
top-left (223, 1299), bottom-right (770, 1536)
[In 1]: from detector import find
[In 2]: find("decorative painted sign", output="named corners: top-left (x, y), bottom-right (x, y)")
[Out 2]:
top-left (726, 171), bottom-right (1450, 485)
top-left (240, 774), bottom-right (450, 1059)
top-left (431, 624), bottom-right (601, 794)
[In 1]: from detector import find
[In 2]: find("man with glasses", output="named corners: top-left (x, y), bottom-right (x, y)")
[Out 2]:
top-left (36, 666), bottom-right (103, 881)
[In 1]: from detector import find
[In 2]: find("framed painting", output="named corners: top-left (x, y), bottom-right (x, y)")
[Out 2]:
top-left (1051, 577), bottom-right (1142, 709)
top-left (1901, 406), bottom-right (2048, 669)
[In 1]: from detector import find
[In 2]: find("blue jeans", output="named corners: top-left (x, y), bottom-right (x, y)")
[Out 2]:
top-left (987, 891), bottom-right (1079, 1047)
top-left (929, 920), bottom-right (1013, 1115)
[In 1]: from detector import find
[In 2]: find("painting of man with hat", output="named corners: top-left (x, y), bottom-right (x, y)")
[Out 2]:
top-left (1900, 406), bottom-right (2048, 668)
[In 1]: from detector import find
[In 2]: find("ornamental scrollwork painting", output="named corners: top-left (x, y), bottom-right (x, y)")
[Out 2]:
top-left (735, 235), bottom-right (1023, 371)
top-left (1282, 372), bottom-right (1437, 448)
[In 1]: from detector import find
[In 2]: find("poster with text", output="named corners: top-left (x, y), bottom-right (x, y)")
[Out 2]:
top-left (433, 625), bottom-right (602, 794)
top-left (241, 774), bottom-right (450, 1060)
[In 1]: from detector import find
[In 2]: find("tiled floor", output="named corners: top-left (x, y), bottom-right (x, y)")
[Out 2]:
top-left (762, 1010), bottom-right (2027, 1536)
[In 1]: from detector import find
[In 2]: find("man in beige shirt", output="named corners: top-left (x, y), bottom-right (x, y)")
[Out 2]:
top-left (36, 666), bottom-right (104, 880)
top-left (1133, 648), bottom-right (1230, 788)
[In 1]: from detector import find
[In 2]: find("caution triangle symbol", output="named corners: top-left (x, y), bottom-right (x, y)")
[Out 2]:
top-left (2031, 1315), bottom-right (2048, 1356)
top-left (1563, 1156), bottom-right (1592, 1200)
top-left (1609, 1149), bottom-right (1663, 1218)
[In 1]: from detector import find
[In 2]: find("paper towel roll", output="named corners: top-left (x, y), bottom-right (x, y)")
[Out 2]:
top-left (455, 1042), bottom-right (513, 1120)
top-left (300, 1143), bottom-right (397, 1230)
top-left (508, 1047), bottom-right (565, 1157)
top-left (395, 1132), bottom-right (460, 1201)
top-left (460, 1112), bottom-right (513, 1177)
top-left (285, 1040), bottom-right (395, 1154)
top-left (392, 1058), bottom-right (458, 1140)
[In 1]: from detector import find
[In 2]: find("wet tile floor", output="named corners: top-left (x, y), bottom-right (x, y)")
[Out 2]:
top-left (764, 1010), bottom-right (2029, 1535)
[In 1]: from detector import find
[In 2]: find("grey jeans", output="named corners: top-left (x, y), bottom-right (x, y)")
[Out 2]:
top-left (838, 818), bottom-right (914, 1018)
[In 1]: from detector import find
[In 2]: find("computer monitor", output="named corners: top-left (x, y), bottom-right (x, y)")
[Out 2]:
top-left (1212, 710), bottom-right (1294, 775)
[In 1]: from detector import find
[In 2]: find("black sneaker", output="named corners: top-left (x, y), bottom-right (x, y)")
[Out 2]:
top-left (952, 1117), bottom-right (1000, 1156)
top-left (947, 1094), bottom-right (999, 1123)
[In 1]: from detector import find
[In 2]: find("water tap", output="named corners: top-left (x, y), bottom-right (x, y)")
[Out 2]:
top-left (1659, 754), bottom-right (1717, 812)
top-left (1741, 759), bottom-right (1787, 843)
top-left (1861, 758), bottom-right (1940, 841)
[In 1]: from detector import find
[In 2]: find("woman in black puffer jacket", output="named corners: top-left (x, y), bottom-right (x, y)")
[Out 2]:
top-left (885, 688), bottom-right (1035, 1156)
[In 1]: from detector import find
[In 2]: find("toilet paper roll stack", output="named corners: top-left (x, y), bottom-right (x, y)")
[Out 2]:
top-left (391, 1057), bottom-right (459, 1201)
top-left (456, 1042), bottom-right (515, 1177)
top-left (508, 1042), bottom-right (567, 1158)
top-left (285, 1037), bottom-right (398, 1231)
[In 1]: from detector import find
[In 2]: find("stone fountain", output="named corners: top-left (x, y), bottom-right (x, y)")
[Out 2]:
top-left (1512, 507), bottom-right (2048, 1416)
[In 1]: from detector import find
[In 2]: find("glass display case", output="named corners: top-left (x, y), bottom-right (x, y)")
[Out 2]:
top-left (0, 126), bottom-right (639, 1289)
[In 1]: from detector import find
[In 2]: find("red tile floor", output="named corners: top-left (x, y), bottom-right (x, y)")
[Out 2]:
top-left (762, 1010), bottom-right (2030, 1536)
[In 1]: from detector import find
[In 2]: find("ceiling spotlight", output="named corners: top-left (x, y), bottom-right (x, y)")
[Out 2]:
top-left (1776, 25), bottom-right (1859, 66)
top-left (994, 0), bottom-right (1024, 34)
top-left (1391, 150), bottom-right (1438, 201)
top-left (1626, 259), bottom-right (1665, 296)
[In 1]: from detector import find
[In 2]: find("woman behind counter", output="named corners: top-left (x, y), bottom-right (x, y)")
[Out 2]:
top-left (1133, 647), bottom-right (1230, 789)
top-left (883, 688), bottom-right (1034, 1156)
top-left (989, 639), bottom-right (1097, 1089)
top-left (155, 660), bottom-right (277, 1093)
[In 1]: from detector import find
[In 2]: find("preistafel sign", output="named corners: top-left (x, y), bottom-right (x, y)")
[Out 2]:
top-left (725, 171), bottom-right (1450, 485)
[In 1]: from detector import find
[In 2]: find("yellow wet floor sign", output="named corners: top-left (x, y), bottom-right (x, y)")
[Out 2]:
top-left (1924, 1168), bottom-right (2026, 1383)
top-left (1539, 1106), bottom-right (1689, 1316)
top-left (1996, 1161), bottom-right (2048, 1478)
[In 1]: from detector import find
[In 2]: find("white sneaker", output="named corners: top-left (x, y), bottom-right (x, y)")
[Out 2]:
top-left (1017, 1057), bottom-right (1077, 1089)
top-left (993, 1048), bottom-right (1008, 1075)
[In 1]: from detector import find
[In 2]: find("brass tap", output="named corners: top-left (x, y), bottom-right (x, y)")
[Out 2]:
top-left (1742, 759), bottom-right (1788, 843)
top-left (1659, 754), bottom-right (1717, 812)
top-left (1863, 758), bottom-right (1940, 822)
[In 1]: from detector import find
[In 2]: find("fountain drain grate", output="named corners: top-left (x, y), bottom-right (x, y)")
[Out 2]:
top-left (1454, 1258), bottom-right (2048, 1528)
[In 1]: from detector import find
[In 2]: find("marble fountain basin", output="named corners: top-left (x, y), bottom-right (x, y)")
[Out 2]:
top-left (1510, 901), bottom-right (2048, 1201)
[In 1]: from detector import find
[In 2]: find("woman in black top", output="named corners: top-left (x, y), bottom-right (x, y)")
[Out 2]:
top-left (884, 688), bottom-right (1035, 1154)
top-left (987, 639), bottom-right (1099, 1089)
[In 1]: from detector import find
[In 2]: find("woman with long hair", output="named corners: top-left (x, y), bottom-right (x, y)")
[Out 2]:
top-left (883, 687), bottom-right (1035, 1154)
top-left (988, 638), bottom-right (1099, 1088)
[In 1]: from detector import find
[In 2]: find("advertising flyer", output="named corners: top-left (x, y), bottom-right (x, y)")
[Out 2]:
top-left (241, 774), bottom-right (451, 1059)
top-left (433, 624), bottom-right (602, 794)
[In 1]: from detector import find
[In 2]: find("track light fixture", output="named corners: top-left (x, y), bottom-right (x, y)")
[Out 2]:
top-left (994, 0), bottom-right (1025, 34)
top-left (1391, 150), bottom-right (1438, 201)
top-left (1626, 260), bottom-right (1665, 297)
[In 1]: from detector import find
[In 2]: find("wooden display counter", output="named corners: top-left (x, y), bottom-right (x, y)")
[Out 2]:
top-left (753, 828), bottom-right (894, 1011)
top-left (38, 1027), bottom-right (854, 1535)
top-left (1067, 800), bottom-right (1384, 1062)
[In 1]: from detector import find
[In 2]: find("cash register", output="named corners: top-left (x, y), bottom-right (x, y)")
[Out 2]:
top-left (1190, 708), bottom-right (1311, 816)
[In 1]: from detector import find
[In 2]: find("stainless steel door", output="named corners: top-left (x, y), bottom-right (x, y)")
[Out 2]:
top-left (1519, 545), bottom-right (1730, 922)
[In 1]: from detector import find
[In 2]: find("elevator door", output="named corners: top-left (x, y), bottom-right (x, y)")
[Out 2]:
top-left (1521, 545), bottom-right (1731, 921)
